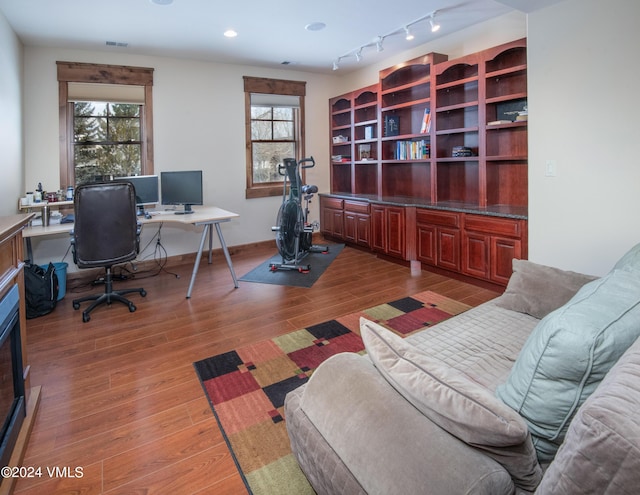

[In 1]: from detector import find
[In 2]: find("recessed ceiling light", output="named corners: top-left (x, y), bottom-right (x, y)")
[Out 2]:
top-left (305, 22), bottom-right (326, 32)
top-left (224, 29), bottom-right (238, 38)
top-left (150, 0), bottom-right (173, 5)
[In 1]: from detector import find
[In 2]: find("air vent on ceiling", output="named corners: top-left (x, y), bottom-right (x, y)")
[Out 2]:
top-left (106, 41), bottom-right (129, 47)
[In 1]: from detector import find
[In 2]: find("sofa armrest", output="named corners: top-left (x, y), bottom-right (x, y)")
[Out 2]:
top-left (536, 337), bottom-right (640, 494)
top-left (288, 352), bottom-right (515, 495)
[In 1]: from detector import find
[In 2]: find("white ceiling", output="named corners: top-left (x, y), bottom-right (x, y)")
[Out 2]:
top-left (0, 0), bottom-right (564, 74)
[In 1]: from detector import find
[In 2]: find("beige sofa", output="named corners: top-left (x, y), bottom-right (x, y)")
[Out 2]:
top-left (284, 249), bottom-right (640, 494)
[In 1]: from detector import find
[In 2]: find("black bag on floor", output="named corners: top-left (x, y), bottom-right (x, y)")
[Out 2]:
top-left (24, 262), bottom-right (59, 319)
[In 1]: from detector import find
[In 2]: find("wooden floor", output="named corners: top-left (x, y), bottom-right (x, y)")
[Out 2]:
top-left (14, 242), bottom-right (499, 495)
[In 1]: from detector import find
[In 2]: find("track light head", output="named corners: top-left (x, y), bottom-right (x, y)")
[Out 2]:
top-left (355, 49), bottom-right (363, 62)
top-left (333, 60), bottom-right (339, 71)
top-left (376, 36), bottom-right (384, 52)
top-left (404, 26), bottom-right (414, 41)
top-left (429, 13), bottom-right (440, 33)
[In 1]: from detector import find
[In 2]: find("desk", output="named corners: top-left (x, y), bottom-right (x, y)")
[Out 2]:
top-left (22, 206), bottom-right (240, 298)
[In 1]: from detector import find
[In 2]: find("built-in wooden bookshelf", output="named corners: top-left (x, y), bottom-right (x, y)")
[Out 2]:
top-left (323, 38), bottom-right (528, 288)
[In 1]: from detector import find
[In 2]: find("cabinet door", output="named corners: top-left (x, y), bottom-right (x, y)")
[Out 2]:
top-left (491, 237), bottom-right (522, 285)
top-left (356, 214), bottom-right (371, 247)
top-left (437, 228), bottom-right (461, 271)
top-left (344, 212), bottom-right (357, 243)
top-left (386, 207), bottom-right (406, 258)
top-left (321, 206), bottom-right (344, 239)
top-left (371, 206), bottom-right (386, 252)
top-left (417, 224), bottom-right (436, 265)
top-left (462, 232), bottom-right (490, 279)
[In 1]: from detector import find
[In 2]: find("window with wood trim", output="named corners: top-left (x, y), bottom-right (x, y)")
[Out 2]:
top-left (243, 76), bottom-right (306, 199)
top-left (57, 61), bottom-right (154, 188)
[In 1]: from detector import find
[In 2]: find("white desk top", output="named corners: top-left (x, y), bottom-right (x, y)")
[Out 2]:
top-left (23, 205), bottom-right (239, 238)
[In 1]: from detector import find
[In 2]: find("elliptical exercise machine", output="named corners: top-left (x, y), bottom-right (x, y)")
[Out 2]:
top-left (270, 156), bottom-right (328, 272)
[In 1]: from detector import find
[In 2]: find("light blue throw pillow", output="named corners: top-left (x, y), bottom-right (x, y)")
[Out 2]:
top-left (496, 268), bottom-right (640, 461)
top-left (612, 241), bottom-right (640, 272)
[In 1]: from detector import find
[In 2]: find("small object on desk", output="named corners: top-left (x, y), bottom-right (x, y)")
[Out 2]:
top-left (144, 212), bottom-right (152, 219)
top-left (61, 214), bottom-right (74, 224)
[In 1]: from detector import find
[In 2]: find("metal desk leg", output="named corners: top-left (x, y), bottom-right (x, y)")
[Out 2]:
top-left (26, 238), bottom-right (33, 262)
top-left (215, 221), bottom-right (239, 288)
top-left (208, 222), bottom-right (213, 264)
top-left (186, 224), bottom-right (210, 299)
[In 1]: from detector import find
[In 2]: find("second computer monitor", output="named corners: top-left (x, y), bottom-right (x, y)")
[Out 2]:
top-left (114, 175), bottom-right (159, 215)
top-left (160, 170), bottom-right (203, 214)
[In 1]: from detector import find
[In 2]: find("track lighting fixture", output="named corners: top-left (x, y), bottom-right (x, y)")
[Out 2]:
top-left (404, 26), bottom-right (414, 41)
top-left (331, 10), bottom-right (443, 70)
top-left (429, 12), bottom-right (440, 33)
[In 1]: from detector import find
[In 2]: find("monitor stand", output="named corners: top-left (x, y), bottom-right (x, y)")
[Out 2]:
top-left (174, 204), bottom-right (195, 215)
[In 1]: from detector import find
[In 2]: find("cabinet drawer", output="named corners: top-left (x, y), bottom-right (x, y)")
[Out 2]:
top-left (416, 209), bottom-right (460, 228)
top-left (464, 215), bottom-right (522, 237)
top-left (322, 197), bottom-right (344, 210)
top-left (344, 200), bottom-right (370, 214)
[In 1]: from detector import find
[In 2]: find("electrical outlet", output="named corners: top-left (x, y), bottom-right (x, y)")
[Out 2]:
top-left (545, 160), bottom-right (557, 177)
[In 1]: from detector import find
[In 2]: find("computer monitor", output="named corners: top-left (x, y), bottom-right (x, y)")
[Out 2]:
top-left (160, 170), bottom-right (203, 214)
top-left (113, 175), bottom-right (159, 216)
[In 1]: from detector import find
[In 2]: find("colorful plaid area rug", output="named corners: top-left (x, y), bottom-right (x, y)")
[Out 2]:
top-left (193, 291), bottom-right (470, 495)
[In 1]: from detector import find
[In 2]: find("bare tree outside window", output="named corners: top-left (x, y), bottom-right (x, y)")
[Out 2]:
top-left (250, 105), bottom-right (296, 184)
top-left (244, 76), bottom-right (306, 199)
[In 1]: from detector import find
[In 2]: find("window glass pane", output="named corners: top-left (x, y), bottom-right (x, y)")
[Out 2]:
top-left (273, 107), bottom-right (293, 120)
top-left (108, 103), bottom-right (140, 117)
top-left (74, 117), bottom-right (106, 142)
top-left (273, 121), bottom-right (293, 140)
top-left (108, 118), bottom-right (140, 142)
top-left (251, 106), bottom-right (272, 119)
top-left (73, 101), bottom-right (142, 184)
top-left (251, 120), bottom-right (272, 140)
top-left (252, 142), bottom-right (295, 183)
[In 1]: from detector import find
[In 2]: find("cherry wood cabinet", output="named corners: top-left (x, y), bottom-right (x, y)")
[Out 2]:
top-left (343, 200), bottom-right (371, 247)
top-left (323, 38), bottom-right (528, 287)
top-left (371, 204), bottom-right (405, 259)
top-left (320, 196), bottom-right (344, 239)
top-left (416, 209), bottom-right (461, 271)
top-left (462, 214), bottom-right (526, 285)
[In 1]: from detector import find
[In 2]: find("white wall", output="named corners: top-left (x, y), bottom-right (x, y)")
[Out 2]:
top-left (0, 9), bottom-right (23, 215)
top-left (21, 47), bottom-right (341, 268)
top-left (527, 0), bottom-right (640, 275)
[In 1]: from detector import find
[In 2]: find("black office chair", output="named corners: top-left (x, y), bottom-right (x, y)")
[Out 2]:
top-left (71, 182), bottom-right (146, 322)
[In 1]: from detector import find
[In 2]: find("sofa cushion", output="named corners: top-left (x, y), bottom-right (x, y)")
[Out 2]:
top-left (298, 352), bottom-right (518, 495)
top-left (361, 318), bottom-right (542, 490)
top-left (535, 336), bottom-right (640, 494)
top-left (495, 259), bottom-right (597, 319)
top-left (613, 241), bottom-right (640, 272)
top-left (496, 268), bottom-right (640, 461)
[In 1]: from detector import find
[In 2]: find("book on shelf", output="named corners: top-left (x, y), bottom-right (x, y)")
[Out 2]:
top-left (384, 115), bottom-right (400, 137)
top-left (487, 119), bottom-right (512, 126)
top-left (364, 126), bottom-right (374, 140)
top-left (395, 140), bottom-right (430, 160)
top-left (420, 108), bottom-right (431, 134)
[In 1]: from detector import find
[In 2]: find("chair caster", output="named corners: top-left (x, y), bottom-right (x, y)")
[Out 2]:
top-left (82, 313), bottom-right (90, 323)
top-left (73, 301), bottom-right (80, 310)
top-left (141, 289), bottom-right (147, 297)
top-left (129, 303), bottom-right (136, 312)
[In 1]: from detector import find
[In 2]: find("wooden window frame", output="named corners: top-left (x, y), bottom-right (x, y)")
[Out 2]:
top-left (57, 61), bottom-right (154, 188)
top-left (243, 76), bottom-right (306, 199)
